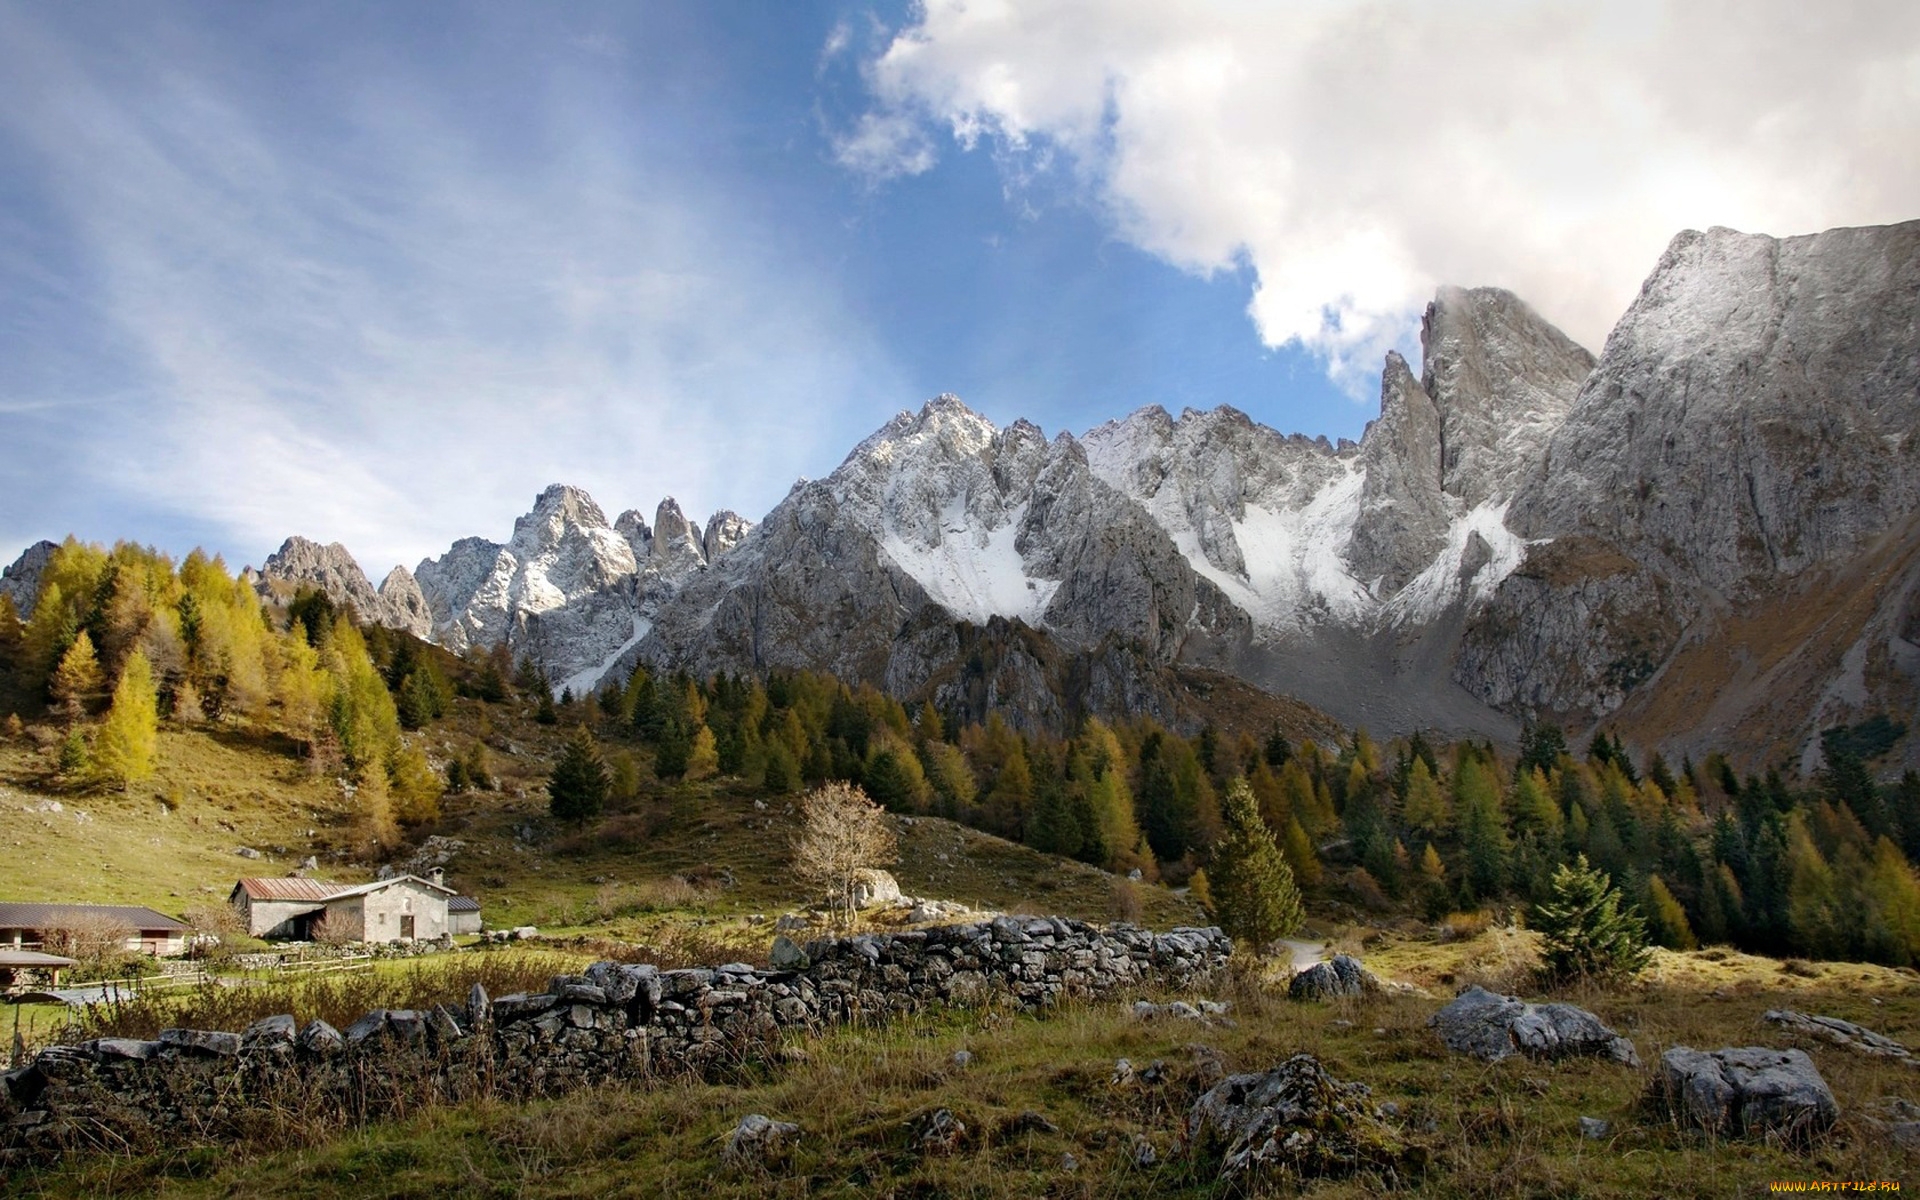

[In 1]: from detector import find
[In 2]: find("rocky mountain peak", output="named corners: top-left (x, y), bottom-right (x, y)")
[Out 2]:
top-left (1349, 352), bottom-right (1448, 595)
top-left (512, 484), bottom-right (623, 558)
top-left (1418, 285), bottom-right (1596, 509)
top-left (651, 498), bottom-right (706, 569)
top-left (615, 510), bottom-right (653, 561)
top-left (0, 539), bottom-right (58, 619)
top-left (376, 566), bottom-right (433, 639)
top-left (261, 536), bottom-right (382, 613)
top-left (702, 511), bottom-right (752, 562)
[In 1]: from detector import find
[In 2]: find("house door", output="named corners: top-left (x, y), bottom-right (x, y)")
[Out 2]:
top-left (400, 916), bottom-right (415, 939)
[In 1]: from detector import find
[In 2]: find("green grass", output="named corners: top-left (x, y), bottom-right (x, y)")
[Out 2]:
top-left (12, 938), bottom-right (1920, 1198)
top-left (0, 695), bottom-right (1202, 951)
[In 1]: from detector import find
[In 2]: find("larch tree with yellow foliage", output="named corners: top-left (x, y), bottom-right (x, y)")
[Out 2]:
top-left (95, 648), bottom-right (158, 790)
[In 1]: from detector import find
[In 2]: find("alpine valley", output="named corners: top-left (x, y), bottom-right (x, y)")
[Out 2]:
top-left (10, 220), bottom-right (1914, 770)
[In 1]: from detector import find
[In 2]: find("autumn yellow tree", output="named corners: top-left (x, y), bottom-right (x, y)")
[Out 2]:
top-left (95, 648), bottom-right (158, 790)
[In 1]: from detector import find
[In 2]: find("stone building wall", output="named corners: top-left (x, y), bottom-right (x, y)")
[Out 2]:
top-left (0, 918), bottom-right (1229, 1163)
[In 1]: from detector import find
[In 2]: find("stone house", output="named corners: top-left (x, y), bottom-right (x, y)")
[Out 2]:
top-left (0, 902), bottom-right (191, 957)
top-left (229, 873), bottom-right (459, 944)
top-left (448, 895), bottom-right (482, 935)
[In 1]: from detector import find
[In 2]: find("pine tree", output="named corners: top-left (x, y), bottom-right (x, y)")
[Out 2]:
top-left (1644, 874), bottom-right (1696, 950)
top-left (548, 727), bottom-right (609, 823)
top-left (1281, 814), bottom-right (1322, 885)
top-left (1208, 779), bottom-right (1304, 948)
top-left (1532, 854), bottom-right (1650, 983)
top-left (94, 648), bottom-right (158, 790)
top-left (50, 631), bottom-right (104, 721)
top-left (1401, 756), bottom-right (1449, 836)
top-left (685, 724), bottom-right (720, 781)
top-left (1418, 842), bottom-right (1448, 918)
top-left (354, 761), bottom-right (399, 853)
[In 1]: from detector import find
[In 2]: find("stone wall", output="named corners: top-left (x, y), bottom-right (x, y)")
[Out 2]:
top-left (1, 918), bottom-right (1229, 1163)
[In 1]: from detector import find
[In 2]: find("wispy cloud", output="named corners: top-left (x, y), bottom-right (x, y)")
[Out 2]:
top-left (0, 4), bottom-right (907, 571)
top-left (841, 0), bottom-right (1920, 388)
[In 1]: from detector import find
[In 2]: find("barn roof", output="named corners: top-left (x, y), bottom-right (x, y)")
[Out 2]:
top-left (232, 875), bottom-right (456, 903)
top-left (232, 877), bottom-right (353, 902)
top-left (448, 896), bottom-right (480, 913)
top-left (0, 902), bottom-right (189, 932)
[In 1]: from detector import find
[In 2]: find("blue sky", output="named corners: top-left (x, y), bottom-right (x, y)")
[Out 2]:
top-left (1, 1), bottom-right (1914, 575)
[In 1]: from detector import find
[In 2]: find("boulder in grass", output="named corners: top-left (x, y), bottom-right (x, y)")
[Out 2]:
top-left (1649, 1047), bottom-right (1838, 1142)
top-left (723, 1114), bottom-right (801, 1165)
top-left (1183, 1053), bottom-right (1408, 1184)
top-left (1762, 1010), bottom-right (1912, 1061)
top-left (1288, 955), bottom-right (1382, 1002)
top-left (1430, 985), bottom-right (1639, 1067)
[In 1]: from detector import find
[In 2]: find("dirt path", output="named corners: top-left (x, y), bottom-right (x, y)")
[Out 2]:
top-left (1279, 938), bottom-right (1325, 971)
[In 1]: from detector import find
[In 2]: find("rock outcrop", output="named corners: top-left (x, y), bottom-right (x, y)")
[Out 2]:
top-left (1649, 1046), bottom-right (1839, 1141)
top-left (410, 485), bottom-right (750, 696)
top-left (255, 537), bottom-right (433, 638)
top-left (1429, 985), bottom-right (1639, 1066)
top-left (1183, 1053), bottom-right (1408, 1183)
top-left (1762, 1009), bottom-right (1914, 1061)
top-left (1287, 954), bottom-right (1383, 1002)
top-left (1460, 220), bottom-right (1920, 750)
top-left (0, 539), bottom-right (57, 619)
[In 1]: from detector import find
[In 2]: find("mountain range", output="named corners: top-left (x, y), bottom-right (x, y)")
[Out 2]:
top-left (6, 220), bottom-right (1915, 770)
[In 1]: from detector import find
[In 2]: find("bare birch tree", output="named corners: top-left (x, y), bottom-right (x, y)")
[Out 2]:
top-left (791, 781), bottom-right (896, 930)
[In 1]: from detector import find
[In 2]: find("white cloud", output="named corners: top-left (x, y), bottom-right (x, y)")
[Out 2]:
top-left (845, 0), bottom-right (1920, 373)
top-left (0, 6), bottom-right (907, 572)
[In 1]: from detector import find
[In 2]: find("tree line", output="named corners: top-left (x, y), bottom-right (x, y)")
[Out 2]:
top-left (8, 536), bottom-right (1920, 968)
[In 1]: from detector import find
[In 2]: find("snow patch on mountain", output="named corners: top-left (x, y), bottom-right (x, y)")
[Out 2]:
top-left (560, 612), bottom-right (654, 699)
top-left (1387, 500), bottom-right (1531, 625)
top-left (879, 499), bottom-right (1059, 626)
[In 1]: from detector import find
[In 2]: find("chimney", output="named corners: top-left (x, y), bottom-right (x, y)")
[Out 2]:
top-left (428, 868), bottom-right (445, 887)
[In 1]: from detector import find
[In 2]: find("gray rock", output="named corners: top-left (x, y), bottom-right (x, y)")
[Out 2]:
top-left (1464, 219), bottom-right (1920, 737)
top-left (767, 935), bottom-right (809, 971)
top-left (256, 536), bottom-right (431, 638)
top-left (157, 1028), bottom-right (241, 1057)
top-left (1288, 954), bottom-right (1382, 1002)
top-left (1183, 1054), bottom-right (1407, 1182)
top-left (918, 1108), bottom-right (966, 1153)
top-left (1650, 1046), bottom-right (1838, 1141)
top-left (88, 1038), bottom-right (160, 1061)
top-left (297, 1020), bottom-right (343, 1054)
top-left (467, 981), bottom-right (491, 1027)
top-left (851, 868), bottom-right (902, 910)
top-left (1762, 1009), bottom-right (1912, 1060)
top-left (1430, 985), bottom-right (1639, 1066)
top-left (723, 1113), bottom-right (800, 1164)
top-left (344, 1011), bottom-right (390, 1043)
top-left (235, 846), bottom-right (262, 860)
top-left (1349, 352), bottom-right (1450, 595)
top-left (240, 1014), bottom-right (296, 1050)
top-left (0, 540), bottom-right (58, 620)
top-left (1579, 1116), bottom-right (1610, 1140)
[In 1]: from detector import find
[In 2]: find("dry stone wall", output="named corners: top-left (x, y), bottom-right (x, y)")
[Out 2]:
top-left (1, 918), bottom-right (1228, 1163)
